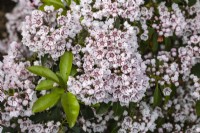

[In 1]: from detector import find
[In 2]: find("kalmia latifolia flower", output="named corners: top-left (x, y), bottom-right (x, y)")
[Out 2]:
top-left (0, 42), bottom-right (36, 129)
top-left (118, 102), bottom-right (162, 133)
top-left (68, 29), bottom-right (149, 106)
top-left (18, 119), bottom-right (60, 133)
top-left (79, 110), bottom-right (115, 133)
top-left (6, 0), bottom-right (36, 41)
top-left (21, 6), bottom-right (82, 60)
top-left (2, 0), bottom-right (200, 132)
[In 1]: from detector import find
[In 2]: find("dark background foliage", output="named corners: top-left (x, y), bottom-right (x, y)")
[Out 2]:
top-left (0, 0), bottom-right (16, 39)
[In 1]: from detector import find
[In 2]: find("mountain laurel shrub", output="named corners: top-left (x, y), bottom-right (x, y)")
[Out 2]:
top-left (1, 0), bottom-right (200, 132)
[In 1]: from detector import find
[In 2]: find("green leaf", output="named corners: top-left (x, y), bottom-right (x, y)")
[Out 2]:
top-left (41, 54), bottom-right (49, 66)
top-left (191, 63), bottom-right (200, 78)
top-left (173, 0), bottom-right (182, 4)
top-left (56, 72), bottom-right (66, 87)
top-left (38, 4), bottom-right (45, 11)
top-left (70, 65), bottom-right (78, 76)
top-left (30, 106), bottom-right (63, 123)
top-left (188, 0), bottom-right (197, 6)
top-left (59, 51), bottom-right (73, 83)
top-left (91, 103), bottom-right (100, 108)
top-left (164, 95), bottom-right (170, 105)
top-left (1, 125), bottom-right (15, 133)
top-left (73, 0), bottom-right (80, 4)
top-left (128, 102), bottom-right (136, 117)
top-left (148, 27), bottom-right (155, 38)
top-left (61, 92), bottom-right (80, 128)
top-left (51, 87), bottom-right (65, 95)
top-left (27, 66), bottom-right (60, 84)
top-left (70, 125), bottom-right (81, 133)
top-left (65, 0), bottom-right (72, 6)
top-left (36, 79), bottom-right (54, 91)
top-left (196, 100), bottom-right (200, 116)
top-left (32, 93), bottom-right (61, 113)
top-left (153, 83), bottom-right (162, 107)
top-left (114, 17), bottom-right (121, 29)
top-left (77, 29), bottom-right (89, 46)
top-left (156, 117), bottom-right (166, 128)
top-left (80, 105), bottom-right (94, 119)
top-left (156, 0), bottom-right (162, 3)
top-left (152, 33), bottom-right (159, 53)
top-left (96, 102), bottom-right (111, 115)
top-left (41, 0), bottom-right (65, 9)
top-left (164, 37), bottom-right (172, 51)
top-left (139, 41), bottom-right (149, 55)
top-left (107, 120), bottom-right (119, 133)
top-left (113, 102), bottom-right (124, 116)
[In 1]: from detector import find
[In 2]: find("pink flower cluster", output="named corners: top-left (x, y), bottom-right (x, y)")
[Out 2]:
top-left (22, 7), bottom-right (82, 60)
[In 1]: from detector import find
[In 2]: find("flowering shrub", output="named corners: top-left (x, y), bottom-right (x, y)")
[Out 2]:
top-left (1, 0), bottom-right (200, 132)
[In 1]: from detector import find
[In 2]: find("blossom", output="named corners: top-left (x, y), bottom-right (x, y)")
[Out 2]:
top-left (68, 28), bottom-right (149, 106)
top-left (22, 7), bottom-right (82, 60)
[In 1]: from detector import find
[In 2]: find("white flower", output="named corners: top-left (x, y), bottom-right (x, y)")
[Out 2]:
top-left (162, 87), bottom-right (172, 96)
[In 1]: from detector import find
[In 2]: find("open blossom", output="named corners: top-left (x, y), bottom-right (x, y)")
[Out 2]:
top-left (118, 102), bottom-right (162, 133)
top-left (6, 0), bottom-right (36, 41)
top-left (0, 42), bottom-right (36, 128)
top-left (21, 6), bottom-right (82, 59)
top-left (152, 2), bottom-right (186, 37)
top-left (68, 28), bottom-right (149, 106)
top-left (1, 0), bottom-right (200, 132)
top-left (79, 110), bottom-right (115, 133)
top-left (18, 119), bottom-right (60, 133)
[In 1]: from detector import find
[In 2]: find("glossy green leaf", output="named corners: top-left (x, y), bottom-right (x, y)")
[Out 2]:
top-left (164, 95), bottom-right (170, 105)
top-left (61, 92), bottom-right (80, 128)
top-left (173, 0), bottom-right (182, 4)
top-left (1, 125), bottom-right (15, 133)
top-left (156, 0), bottom-right (162, 3)
top-left (113, 102), bottom-right (124, 116)
top-left (188, 0), bottom-right (197, 6)
top-left (36, 79), bottom-right (54, 91)
top-left (153, 83), bottom-right (162, 107)
top-left (51, 87), bottom-right (65, 95)
top-left (196, 100), bottom-right (200, 116)
top-left (106, 120), bottom-right (119, 133)
top-left (30, 106), bottom-right (63, 123)
top-left (41, 0), bottom-right (65, 9)
top-left (59, 51), bottom-right (73, 83)
top-left (91, 103), bottom-right (100, 108)
top-left (96, 102), bottom-right (111, 115)
top-left (152, 33), bottom-right (159, 53)
top-left (73, 0), bottom-right (80, 4)
top-left (128, 102), bottom-right (136, 117)
top-left (56, 72), bottom-right (66, 87)
top-left (27, 66), bottom-right (60, 83)
top-left (156, 117), bottom-right (166, 128)
top-left (32, 93), bottom-right (61, 113)
top-left (41, 54), bottom-right (49, 66)
top-left (70, 65), bottom-right (78, 76)
top-left (78, 29), bottom-right (89, 46)
top-left (191, 63), bottom-right (200, 78)
top-left (81, 105), bottom-right (94, 119)
top-left (164, 37), bottom-right (172, 51)
top-left (148, 27), bottom-right (155, 38)
top-left (38, 4), bottom-right (45, 11)
top-left (114, 17), bottom-right (121, 29)
top-left (65, 0), bottom-right (72, 6)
